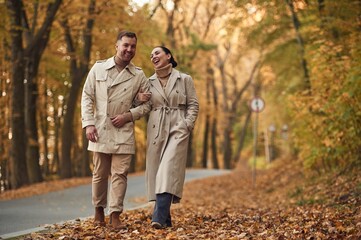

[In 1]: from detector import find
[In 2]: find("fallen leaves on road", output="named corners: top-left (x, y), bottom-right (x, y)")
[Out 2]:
top-left (17, 158), bottom-right (361, 239)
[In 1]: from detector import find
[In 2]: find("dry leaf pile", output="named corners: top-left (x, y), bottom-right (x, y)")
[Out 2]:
top-left (12, 159), bottom-right (361, 239)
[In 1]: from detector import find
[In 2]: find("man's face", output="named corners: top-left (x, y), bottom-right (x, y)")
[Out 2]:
top-left (115, 36), bottom-right (137, 63)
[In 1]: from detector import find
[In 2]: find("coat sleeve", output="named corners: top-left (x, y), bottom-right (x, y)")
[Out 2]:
top-left (81, 64), bottom-right (96, 128)
top-left (129, 71), bottom-right (152, 121)
top-left (184, 74), bottom-right (199, 130)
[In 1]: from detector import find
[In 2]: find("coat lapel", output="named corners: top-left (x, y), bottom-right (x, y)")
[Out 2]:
top-left (111, 69), bottom-right (133, 87)
top-left (150, 74), bottom-right (168, 103)
top-left (164, 69), bottom-right (180, 98)
top-left (109, 61), bottom-right (137, 87)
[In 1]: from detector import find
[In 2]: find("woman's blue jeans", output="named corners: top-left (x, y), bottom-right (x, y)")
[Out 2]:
top-left (152, 193), bottom-right (173, 227)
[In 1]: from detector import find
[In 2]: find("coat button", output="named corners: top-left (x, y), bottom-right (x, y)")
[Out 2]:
top-left (153, 141), bottom-right (156, 144)
top-left (176, 90), bottom-right (179, 93)
top-left (153, 124), bottom-right (155, 128)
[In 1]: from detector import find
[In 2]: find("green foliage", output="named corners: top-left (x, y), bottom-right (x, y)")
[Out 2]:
top-left (289, 2), bottom-right (361, 172)
top-left (188, 32), bottom-right (217, 51)
top-left (234, 0), bottom-right (360, 173)
top-left (263, 39), bottom-right (305, 96)
top-left (248, 156), bottom-right (268, 170)
top-left (246, 2), bottom-right (290, 48)
top-left (174, 29), bottom-right (217, 75)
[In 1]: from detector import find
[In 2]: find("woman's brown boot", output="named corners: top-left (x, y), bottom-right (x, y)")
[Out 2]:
top-left (94, 207), bottom-right (105, 226)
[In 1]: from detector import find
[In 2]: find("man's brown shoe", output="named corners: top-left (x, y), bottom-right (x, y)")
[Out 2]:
top-left (94, 207), bottom-right (105, 226)
top-left (110, 211), bottom-right (126, 229)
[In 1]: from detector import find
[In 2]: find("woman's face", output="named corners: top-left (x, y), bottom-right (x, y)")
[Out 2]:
top-left (150, 47), bottom-right (171, 69)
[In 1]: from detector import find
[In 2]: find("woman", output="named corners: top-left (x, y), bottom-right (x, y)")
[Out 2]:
top-left (140, 46), bottom-right (199, 229)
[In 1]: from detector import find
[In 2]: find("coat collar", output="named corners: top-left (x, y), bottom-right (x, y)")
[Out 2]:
top-left (149, 68), bottom-right (181, 101)
top-left (102, 57), bottom-right (138, 87)
top-left (103, 57), bottom-right (137, 76)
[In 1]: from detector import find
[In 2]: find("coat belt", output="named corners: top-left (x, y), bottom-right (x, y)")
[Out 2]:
top-left (153, 106), bottom-right (186, 139)
top-left (153, 105), bottom-right (186, 112)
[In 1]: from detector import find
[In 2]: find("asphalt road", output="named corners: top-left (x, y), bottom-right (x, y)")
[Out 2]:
top-left (0, 169), bottom-right (230, 238)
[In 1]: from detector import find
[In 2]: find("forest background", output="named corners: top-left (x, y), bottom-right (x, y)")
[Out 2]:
top-left (0, 0), bottom-right (360, 191)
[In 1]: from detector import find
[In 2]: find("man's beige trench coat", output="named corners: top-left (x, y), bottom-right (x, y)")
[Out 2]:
top-left (145, 69), bottom-right (199, 202)
top-left (81, 57), bottom-right (151, 154)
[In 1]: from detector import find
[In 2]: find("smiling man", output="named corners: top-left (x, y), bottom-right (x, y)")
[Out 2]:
top-left (81, 31), bottom-right (151, 229)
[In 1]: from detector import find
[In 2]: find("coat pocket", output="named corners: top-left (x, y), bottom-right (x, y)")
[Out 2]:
top-left (178, 92), bottom-right (187, 105)
top-left (110, 122), bottom-right (135, 145)
top-left (95, 71), bottom-right (107, 81)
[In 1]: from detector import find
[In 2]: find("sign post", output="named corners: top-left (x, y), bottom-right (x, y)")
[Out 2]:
top-left (249, 97), bottom-right (265, 188)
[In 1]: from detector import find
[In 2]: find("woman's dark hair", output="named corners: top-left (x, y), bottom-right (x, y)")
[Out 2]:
top-left (158, 46), bottom-right (178, 68)
top-left (117, 31), bottom-right (137, 41)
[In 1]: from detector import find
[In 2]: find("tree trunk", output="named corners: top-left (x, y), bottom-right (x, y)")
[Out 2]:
top-left (60, 74), bottom-right (78, 178)
top-left (223, 119), bottom-right (233, 169)
top-left (61, 69), bottom-right (90, 178)
top-left (60, 0), bottom-right (95, 179)
top-left (285, 0), bottom-right (311, 91)
top-left (233, 109), bottom-right (252, 163)
top-left (0, 59), bottom-right (11, 190)
top-left (23, 0), bottom-right (62, 182)
top-left (211, 117), bottom-right (219, 169)
top-left (201, 65), bottom-right (213, 168)
top-left (201, 114), bottom-right (210, 168)
top-left (53, 98), bottom-right (62, 174)
top-left (25, 54), bottom-right (43, 183)
top-left (39, 83), bottom-right (50, 176)
top-left (210, 65), bottom-right (219, 169)
top-left (6, 0), bottom-right (29, 188)
top-left (6, 0), bottom-right (62, 188)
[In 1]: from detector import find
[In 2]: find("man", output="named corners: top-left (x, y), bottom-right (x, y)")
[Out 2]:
top-left (81, 31), bottom-right (151, 228)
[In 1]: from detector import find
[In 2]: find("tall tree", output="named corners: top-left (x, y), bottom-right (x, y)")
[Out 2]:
top-left (23, 0), bottom-right (63, 184)
top-left (210, 65), bottom-right (219, 169)
top-left (285, 0), bottom-right (311, 91)
top-left (59, 0), bottom-right (96, 178)
top-left (5, 0), bottom-right (28, 188)
top-left (216, 44), bottom-right (259, 169)
top-left (201, 65), bottom-right (212, 168)
top-left (6, 0), bottom-right (63, 187)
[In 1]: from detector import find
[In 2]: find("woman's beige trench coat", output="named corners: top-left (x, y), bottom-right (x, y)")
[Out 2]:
top-left (145, 68), bottom-right (199, 202)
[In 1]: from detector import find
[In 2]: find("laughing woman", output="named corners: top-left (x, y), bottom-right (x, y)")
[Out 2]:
top-left (139, 46), bottom-right (199, 229)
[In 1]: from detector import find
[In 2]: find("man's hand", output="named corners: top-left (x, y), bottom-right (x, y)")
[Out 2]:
top-left (110, 112), bottom-right (133, 128)
top-left (86, 125), bottom-right (98, 142)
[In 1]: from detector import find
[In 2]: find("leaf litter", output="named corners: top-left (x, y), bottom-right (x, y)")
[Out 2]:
top-left (9, 158), bottom-right (361, 239)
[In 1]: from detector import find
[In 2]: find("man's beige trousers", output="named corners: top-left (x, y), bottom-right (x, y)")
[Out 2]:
top-left (92, 152), bottom-right (131, 214)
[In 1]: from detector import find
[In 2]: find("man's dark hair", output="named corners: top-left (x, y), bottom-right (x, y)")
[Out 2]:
top-left (117, 31), bottom-right (137, 41)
